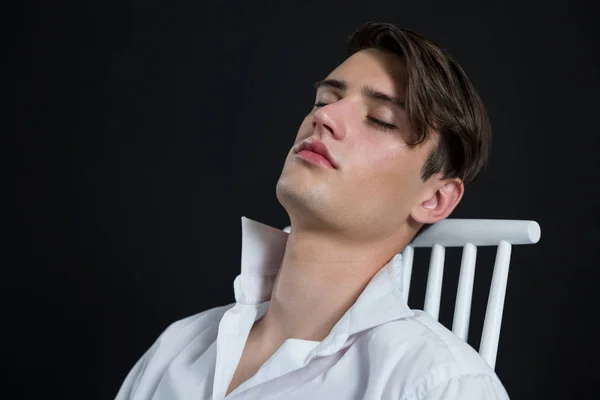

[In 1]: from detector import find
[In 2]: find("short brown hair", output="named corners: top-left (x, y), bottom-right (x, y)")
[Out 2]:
top-left (347, 22), bottom-right (491, 186)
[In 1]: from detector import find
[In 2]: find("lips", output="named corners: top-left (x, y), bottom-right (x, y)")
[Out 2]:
top-left (294, 138), bottom-right (337, 169)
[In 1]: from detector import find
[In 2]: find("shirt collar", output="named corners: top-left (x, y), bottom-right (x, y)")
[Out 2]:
top-left (233, 216), bottom-right (414, 354)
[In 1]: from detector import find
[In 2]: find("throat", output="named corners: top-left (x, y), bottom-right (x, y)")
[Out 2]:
top-left (226, 323), bottom-right (278, 396)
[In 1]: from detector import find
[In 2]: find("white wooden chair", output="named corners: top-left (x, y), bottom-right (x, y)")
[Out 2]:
top-left (284, 219), bottom-right (541, 370)
top-left (404, 219), bottom-right (541, 369)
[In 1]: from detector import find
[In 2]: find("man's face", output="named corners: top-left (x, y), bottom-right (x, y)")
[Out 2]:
top-left (276, 48), bottom-right (437, 240)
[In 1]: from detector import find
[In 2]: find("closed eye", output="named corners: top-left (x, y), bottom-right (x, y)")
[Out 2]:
top-left (313, 102), bottom-right (397, 131)
top-left (367, 116), bottom-right (396, 131)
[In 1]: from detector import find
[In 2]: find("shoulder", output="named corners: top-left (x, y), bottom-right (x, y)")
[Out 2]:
top-left (366, 310), bottom-right (493, 374)
top-left (156, 302), bottom-right (235, 346)
top-left (116, 303), bottom-right (236, 399)
top-left (138, 302), bottom-right (235, 367)
top-left (409, 310), bottom-right (495, 375)
top-left (362, 310), bottom-right (508, 399)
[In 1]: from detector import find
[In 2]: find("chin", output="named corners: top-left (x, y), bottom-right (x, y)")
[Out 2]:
top-left (275, 178), bottom-right (334, 224)
top-left (275, 177), bottom-right (306, 212)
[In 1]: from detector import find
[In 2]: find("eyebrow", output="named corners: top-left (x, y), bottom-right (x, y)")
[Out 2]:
top-left (313, 78), bottom-right (405, 109)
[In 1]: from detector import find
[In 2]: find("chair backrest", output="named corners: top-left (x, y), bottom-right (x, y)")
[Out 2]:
top-left (284, 218), bottom-right (541, 370)
top-left (404, 218), bottom-right (541, 369)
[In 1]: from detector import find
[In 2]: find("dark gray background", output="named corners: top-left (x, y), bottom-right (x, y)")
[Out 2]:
top-left (9, 0), bottom-right (599, 398)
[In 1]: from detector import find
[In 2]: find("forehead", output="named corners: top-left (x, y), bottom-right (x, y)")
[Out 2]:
top-left (326, 49), bottom-right (407, 94)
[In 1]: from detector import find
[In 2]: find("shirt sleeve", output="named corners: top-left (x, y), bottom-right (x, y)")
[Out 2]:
top-left (423, 373), bottom-right (510, 400)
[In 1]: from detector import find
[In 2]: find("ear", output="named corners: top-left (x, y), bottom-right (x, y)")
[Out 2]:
top-left (410, 178), bottom-right (464, 225)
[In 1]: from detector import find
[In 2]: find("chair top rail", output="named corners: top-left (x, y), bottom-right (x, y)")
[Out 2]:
top-left (409, 219), bottom-right (541, 248)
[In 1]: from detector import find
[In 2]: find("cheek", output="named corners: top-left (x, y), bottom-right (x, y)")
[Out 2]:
top-left (354, 139), bottom-right (409, 179)
top-left (350, 141), bottom-right (423, 199)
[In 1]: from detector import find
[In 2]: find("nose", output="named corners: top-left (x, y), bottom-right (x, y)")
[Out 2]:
top-left (312, 105), bottom-right (346, 140)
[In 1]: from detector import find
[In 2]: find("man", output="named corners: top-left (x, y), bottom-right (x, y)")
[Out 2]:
top-left (116, 22), bottom-right (508, 399)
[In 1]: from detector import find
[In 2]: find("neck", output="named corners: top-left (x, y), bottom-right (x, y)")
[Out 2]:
top-left (253, 227), bottom-right (409, 347)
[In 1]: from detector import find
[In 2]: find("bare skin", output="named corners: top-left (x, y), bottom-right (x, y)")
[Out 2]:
top-left (226, 48), bottom-right (463, 396)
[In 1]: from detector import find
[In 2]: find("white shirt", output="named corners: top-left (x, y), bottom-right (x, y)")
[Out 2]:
top-left (116, 217), bottom-right (510, 400)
